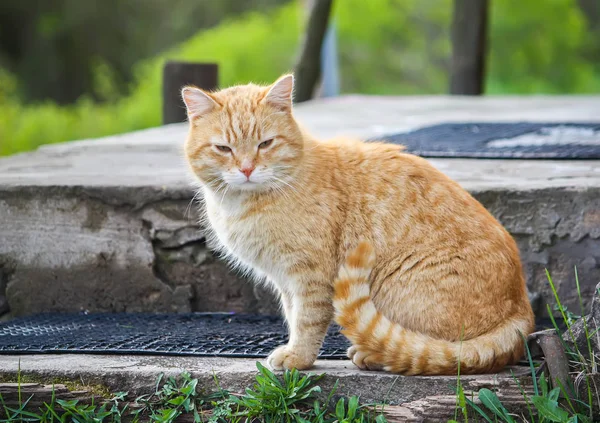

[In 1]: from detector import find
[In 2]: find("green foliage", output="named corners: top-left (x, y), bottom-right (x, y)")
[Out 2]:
top-left (0, 362), bottom-right (387, 423)
top-left (0, 390), bottom-right (130, 423)
top-left (208, 362), bottom-right (386, 423)
top-left (0, 0), bottom-right (287, 103)
top-left (2, 0), bottom-right (600, 156)
top-left (488, 0), bottom-right (600, 94)
top-left (476, 388), bottom-right (517, 422)
top-left (467, 373), bottom-right (592, 423)
top-left (335, 0), bottom-right (452, 95)
top-left (0, 2), bottom-right (300, 156)
top-left (131, 371), bottom-right (214, 423)
top-left (224, 361), bottom-right (322, 422)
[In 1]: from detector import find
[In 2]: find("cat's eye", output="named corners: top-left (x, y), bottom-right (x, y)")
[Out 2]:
top-left (215, 145), bottom-right (232, 153)
top-left (258, 139), bottom-right (274, 149)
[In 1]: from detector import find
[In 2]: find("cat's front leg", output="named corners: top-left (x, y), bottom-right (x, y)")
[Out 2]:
top-left (278, 288), bottom-right (295, 330)
top-left (267, 285), bottom-right (333, 371)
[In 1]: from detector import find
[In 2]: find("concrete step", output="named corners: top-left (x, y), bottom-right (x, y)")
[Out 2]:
top-left (0, 354), bottom-right (534, 422)
top-left (1, 95), bottom-right (600, 317)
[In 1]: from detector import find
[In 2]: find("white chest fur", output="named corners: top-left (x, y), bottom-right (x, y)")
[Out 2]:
top-left (202, 188), bottom-right (292, 287)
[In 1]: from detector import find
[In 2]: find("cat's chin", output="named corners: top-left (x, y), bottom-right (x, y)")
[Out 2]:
top-left (228, 181), bottom-right (268, 193)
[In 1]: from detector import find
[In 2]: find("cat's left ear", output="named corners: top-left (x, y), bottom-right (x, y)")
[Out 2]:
top-left (264, 74), bottom-right (294, 111)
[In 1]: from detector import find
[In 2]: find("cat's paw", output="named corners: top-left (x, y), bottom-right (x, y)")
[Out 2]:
top-left (347, 345), bottom-right (358, 359)
top-left (348, 346), bottom-right (384, 371)
top-left (266, 345), bottom-right (315, 371)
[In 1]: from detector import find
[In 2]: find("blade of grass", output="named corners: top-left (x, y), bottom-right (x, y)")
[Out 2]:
top-left (546, 270), bottom-right (577, 347)
top-left (0, 392), bottom-right (12, 421)
top-left (510, 370), bottom-right (535, 423)
top-left (555, 377), bottom-right (580, 415)
top-left (521, 332), bottom-right (539, 397)
top-left (454, 326), bottom-right (466, 423)
top-left (17, 359), bottom-right (22, 423)
top-left (464, 397), bottom-right (493, 423)
top-left (379, 376), bottom-right (398, 415)
top-left (574, 267), bottom-right (595, 420)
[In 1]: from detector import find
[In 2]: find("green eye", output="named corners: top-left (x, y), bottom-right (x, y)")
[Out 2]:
top-left (259, 139), bottom-right (274, 149)
top-left (215, 145), bottom-right (232, 153)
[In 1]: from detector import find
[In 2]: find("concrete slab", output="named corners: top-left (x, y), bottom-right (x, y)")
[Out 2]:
top-left (0, 354), bottom-right (532, 414)
top-left (2, 96), bottom-right (600, 191)
top-left (1, 95), bottom-right (600, 317)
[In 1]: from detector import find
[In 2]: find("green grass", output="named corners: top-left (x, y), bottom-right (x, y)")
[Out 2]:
top-left (2, 0), bottom-right (600, 156)
top-left (0, 362), bottom-right (387, 423)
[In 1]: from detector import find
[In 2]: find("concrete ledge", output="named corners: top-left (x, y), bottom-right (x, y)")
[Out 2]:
top-left (0, 354), bottom-right (533, 421)
top-left (1, 95), bottom-right (600, 317)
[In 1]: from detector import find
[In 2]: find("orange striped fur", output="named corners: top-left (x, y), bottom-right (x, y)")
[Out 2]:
top-left (333, 242), bottom-right (532, 375)
top-left (182, 74), bottom-right (535, 374)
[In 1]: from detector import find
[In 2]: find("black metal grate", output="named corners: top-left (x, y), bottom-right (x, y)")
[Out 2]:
top-left (375, 122), bottom-right (600, 159)
top-left (0, 313), bottom-right (350, 358)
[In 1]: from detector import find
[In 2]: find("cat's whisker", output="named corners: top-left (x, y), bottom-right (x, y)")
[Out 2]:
top-left (267, 177), bottom-right (290, 198)
top-left (270, 175), bottom-right (299, 195)
top-left (209, 181), bottom-right (230, 207)
top-left (219, 184), bottom-right (231, 208)
top-left (185, 189), bottom-right (203, 219)
top-left (268, 181), bottom-right (292, 201)
top-left (211, 183), bottom-right (224, 197)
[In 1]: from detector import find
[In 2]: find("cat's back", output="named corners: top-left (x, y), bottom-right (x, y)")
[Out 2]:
top-left (320, 137), bottom-right (466, 199)
top-left (320, 137), bottom-right (516, 253)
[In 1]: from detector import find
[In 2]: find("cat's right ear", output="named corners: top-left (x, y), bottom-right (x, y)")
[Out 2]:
top-left (181, 87), bottom-right (218, 121)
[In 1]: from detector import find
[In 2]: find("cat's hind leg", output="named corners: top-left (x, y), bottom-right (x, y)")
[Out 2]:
top-left (348, 345), bottom-right (385, 371)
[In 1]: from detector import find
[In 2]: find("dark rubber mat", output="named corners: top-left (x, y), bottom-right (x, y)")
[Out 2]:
top-left (0, 313), bottom-right (350, 358)
top-left (375, 122), bottom-right (600, 159)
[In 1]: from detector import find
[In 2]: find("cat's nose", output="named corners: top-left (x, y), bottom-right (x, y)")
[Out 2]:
top-left (240, 166), bottom-right (255, 179)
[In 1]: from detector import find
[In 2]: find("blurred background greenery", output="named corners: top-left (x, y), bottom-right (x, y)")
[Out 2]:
top-left (1, 0), bottom-right (599, 156)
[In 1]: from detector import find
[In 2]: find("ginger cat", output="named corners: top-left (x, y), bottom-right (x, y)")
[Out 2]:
top-left (182, 74), bottom-right (535, 375)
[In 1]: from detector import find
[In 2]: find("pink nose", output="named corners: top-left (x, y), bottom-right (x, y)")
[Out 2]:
top-left (240, 167), bottom-right (255, 179)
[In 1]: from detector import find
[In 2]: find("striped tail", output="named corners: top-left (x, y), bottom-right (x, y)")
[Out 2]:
top-left (332, 241), bottom-right (532, 375)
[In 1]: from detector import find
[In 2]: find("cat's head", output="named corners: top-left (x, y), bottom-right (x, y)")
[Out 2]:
top-left (182, 74), bottom-right (303, 193)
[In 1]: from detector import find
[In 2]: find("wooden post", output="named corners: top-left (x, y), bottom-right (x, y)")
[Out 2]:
top-left (294, 0), bottom-right (334, 103)
top-left (162, 62), bottom-right (218, 124)
top-left (449, 0), bottom-right (489, 95)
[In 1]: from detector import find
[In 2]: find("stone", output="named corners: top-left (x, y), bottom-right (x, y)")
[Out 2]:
top-left (0, 354), bottom-right (533, 418)
top-left (0, 188), bottom-right (278, 317)
top-left (563, 281), bottom-right (600, 358)
top-left (1, 96), bottom-right (600, 317)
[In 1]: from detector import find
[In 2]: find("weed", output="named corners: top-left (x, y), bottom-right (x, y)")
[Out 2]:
top-left (131, 371), bottom-right (214, 423)
top-left (206, 362), bottom-right (386, 423)
top-left (0, 362), bottom-right (387, 423)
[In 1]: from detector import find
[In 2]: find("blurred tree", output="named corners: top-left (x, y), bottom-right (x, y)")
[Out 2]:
top-left (577, 0), bottom-right (600, 30)
top-left (449, 0), bottom-right (489, 95)
top-left (487, 0), bottom-right (600, 93)
top-left (0, 0), bottom-right (285, 104)
top-left (294, 0), bottom-right (334, 102)
top-left (2, 0), bottom-right (600, 157)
